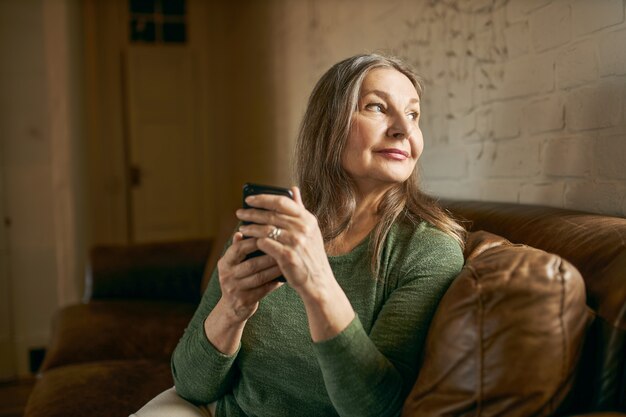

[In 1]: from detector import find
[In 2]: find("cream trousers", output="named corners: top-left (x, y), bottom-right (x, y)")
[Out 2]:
top-left (130, 387), bottom-right (217, 417)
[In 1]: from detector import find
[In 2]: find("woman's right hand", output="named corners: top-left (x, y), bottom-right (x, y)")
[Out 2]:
top-left (215, 232), bottom-right (284, 323)
top-left (204, 232), bottom-right (284, 355)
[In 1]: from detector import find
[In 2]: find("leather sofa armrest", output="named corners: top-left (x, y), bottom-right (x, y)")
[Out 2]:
top-left (85, 238), bottom-right (211, 303)
top-left (40, 300), bottom-right (195, 371)
top-left (403, 231), bottom-right (593, 417)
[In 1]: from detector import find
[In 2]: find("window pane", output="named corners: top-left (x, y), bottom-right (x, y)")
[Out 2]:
top-left (163, 22), bottom-right (186, 43)
top-left (130, 18), bottom-right (156, 42)
top-left (130, 0), bottom-right (155, 14)
top-left (162, 0), bottom-right (185, 16)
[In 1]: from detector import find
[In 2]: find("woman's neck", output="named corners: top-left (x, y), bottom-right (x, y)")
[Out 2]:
top-left (325, 190), bottom-right (384, 256)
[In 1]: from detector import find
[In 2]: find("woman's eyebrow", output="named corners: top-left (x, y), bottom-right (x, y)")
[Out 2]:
top-left (361, 89), bottom-right (420, 104)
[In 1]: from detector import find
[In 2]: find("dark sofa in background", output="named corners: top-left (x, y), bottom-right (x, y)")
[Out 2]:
top-left (24, 201), bottom-right (626, 417)
top-left (24, 238), bottom-right (213, 416)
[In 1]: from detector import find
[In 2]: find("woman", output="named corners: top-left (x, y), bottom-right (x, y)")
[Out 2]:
top-left (134, 53), bottom-right (465, 417)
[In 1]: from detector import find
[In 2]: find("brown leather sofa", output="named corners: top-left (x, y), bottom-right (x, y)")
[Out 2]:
top-left (24, 238), bottom-right (213, 417)
top-left (23, 201), bottom-right (626, 417)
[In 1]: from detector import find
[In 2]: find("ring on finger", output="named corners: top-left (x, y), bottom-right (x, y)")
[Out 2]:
top-left (268, 227), bottom-right (282, 241)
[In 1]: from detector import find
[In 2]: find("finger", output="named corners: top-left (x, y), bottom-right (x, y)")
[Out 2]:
top-left (223, 234), bottom-right (260, 265)
top-left (239, 224), bottom-right (288, 242)
top-left (236, 207), bottom-right (293, 229)
top-left (243, 193), bottom-right (300, 216)
top-left (256, 237), bottom-right (289, 264)
top-left (238, 264), bottom-right (283, 290)
top-left (234, 253), bottom-right (278, 278)
top-left (291, 186), bottom-right (304, 207)
top-left (243, 276), bottom-right (284, 302)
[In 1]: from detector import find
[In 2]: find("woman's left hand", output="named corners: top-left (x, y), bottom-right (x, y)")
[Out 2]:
top-left (235, 187), bottom-right (333, 297)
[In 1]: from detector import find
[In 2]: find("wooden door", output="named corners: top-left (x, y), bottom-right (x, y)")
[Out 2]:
top-left (0, 155), bottom-right (16, 380)
top-left (124, 46), bottom-right (203, 243)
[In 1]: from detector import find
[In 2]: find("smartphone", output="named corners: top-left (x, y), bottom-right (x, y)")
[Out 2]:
top-left (242, 183), bottom-right (294, 282)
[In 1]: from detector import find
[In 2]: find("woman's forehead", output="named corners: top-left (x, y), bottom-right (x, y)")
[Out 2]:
top-left (360, 68), bottom-right (420, 102)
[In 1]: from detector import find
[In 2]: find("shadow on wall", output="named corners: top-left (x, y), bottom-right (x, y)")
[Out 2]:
top-left (541, 78), bottom-right (626, 217)
top-left (219, 0), bottom-right (282, 212)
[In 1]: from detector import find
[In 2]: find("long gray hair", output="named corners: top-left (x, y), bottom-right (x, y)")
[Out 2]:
top-left (295, 53), bottom-right (465, 276)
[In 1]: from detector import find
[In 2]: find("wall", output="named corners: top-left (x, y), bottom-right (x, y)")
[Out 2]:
top-left (267, 0), bottom-right (626, 217)
top-left (216, 0), bottom-right (288, 210)
top-left (0, 0), bottom-right (85, 378)
top-left (0, 134), bottom-right (15, 380)
top-left (43, 0), bottom-right (86, 311)
top-left (0, 0), bottom-right (59, 378)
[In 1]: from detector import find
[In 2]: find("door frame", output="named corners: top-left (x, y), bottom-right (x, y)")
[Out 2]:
top-left (0, 140), bottom-right (16, 381)
top-left (84, 0), bottom-right (214, 246)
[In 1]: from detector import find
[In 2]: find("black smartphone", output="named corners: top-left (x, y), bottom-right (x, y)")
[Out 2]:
top-left (242, 183), bottom-right (294, 282)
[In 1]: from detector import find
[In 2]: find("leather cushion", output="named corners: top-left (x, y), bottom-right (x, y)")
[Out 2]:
top-left (24, 360), bottom-right (172, 417)
top-left (40, 300), bottom-right (195, 371)
top-left (402, 231), bottom-right (593, 417)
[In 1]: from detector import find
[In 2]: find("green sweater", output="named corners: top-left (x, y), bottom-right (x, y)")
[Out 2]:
top-left (171, 221), bottom-right (464, 417)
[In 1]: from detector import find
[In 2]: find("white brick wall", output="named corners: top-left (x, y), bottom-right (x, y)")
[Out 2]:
top-left (520, 181), bottom-right (566, 206)
top-left (556, 40), bottom-right (598, 89)
top-left (496, 54), bottom-right (555, 99)
top-left (504, 21), bottom-right (530, 59)
top-left (420, 147), bottom-right (468, 179)
top-left (276, 0), bottom-right (626, 217)
top-left (600, 28), bottom-right (626, 76)
top-left (488, 139), bottom-right (542, 178)
top-left (565, 181), bottom-right (624, 214)
top-left (492, 101), bottom-right (522, 139)
top-left (524, 95), bottom-right (564, 134)
top-left (566, 82), bottom-right (622, 131)
top-left (507, 0), bottom-right (553, 23)
top-left (542, 137), bottom-right (593, 177)
top-left (596, 134), bottom-right (626, 180)
top-left (572, 0), bottom-right (624, 35)
top-left (411, 0), bottom-right (626, 216)
top-left (531, 2), bottom-right (571, 52)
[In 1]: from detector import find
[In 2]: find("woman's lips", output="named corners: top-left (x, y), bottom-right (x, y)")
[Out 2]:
top-left (375, 148), bottom-right (409, 160)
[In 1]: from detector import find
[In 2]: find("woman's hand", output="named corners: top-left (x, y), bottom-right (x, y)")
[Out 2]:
top-left (236, 187), bottom-right (355, 342)
top-left (216, 232), bottom-right (284, 323)
top-left (204, 232), bottom-right (284, 355)
top-left (236, 187), bottom-right (333, 296)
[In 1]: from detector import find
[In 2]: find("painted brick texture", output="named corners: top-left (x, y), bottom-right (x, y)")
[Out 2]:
top-left (397, 0), bottom-right (626, 216)
top-left (279, 0), bottom-right (626, 217)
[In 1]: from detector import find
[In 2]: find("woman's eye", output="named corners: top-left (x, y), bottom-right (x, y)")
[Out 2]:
top-left (366, 103), bottom-right (384, 113)
top-left (408, 112), bottom-right (419, 121)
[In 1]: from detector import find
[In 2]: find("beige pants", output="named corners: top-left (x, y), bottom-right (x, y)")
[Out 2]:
top-left (130, 387), bottom-right (217, 417)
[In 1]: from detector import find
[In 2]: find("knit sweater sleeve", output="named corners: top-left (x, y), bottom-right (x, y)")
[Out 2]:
top-left (313, 225), bottom-right (464, 417)
top-left (171, 253), bottom-right (239, 405)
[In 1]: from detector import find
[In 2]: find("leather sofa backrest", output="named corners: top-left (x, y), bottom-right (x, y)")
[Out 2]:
top-left (86, 239), bottom-right (212, 303)
top-left (442, 200), bottom-right (626, 412)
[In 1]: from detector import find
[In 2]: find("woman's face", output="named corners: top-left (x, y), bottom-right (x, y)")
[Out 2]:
top-left (341, 68), bottom-right (423, 196)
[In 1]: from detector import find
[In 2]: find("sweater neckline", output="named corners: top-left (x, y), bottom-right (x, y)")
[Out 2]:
top-left (327, 233), bottom-right (371, 262)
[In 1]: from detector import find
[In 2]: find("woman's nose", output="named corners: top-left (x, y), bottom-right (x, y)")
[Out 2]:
top-left (387, 115), bottom-right (411, 140)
